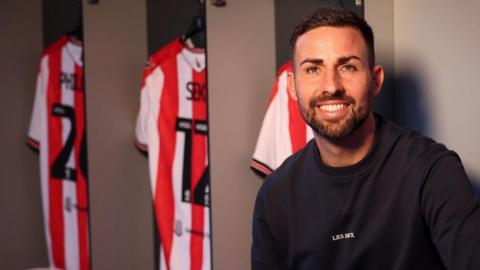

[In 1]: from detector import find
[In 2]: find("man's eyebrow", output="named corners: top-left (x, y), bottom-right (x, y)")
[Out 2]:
top-left (299, 56), bottom-right (361, 67)
top-left (299, 58), bottom-right (323, 66)
top-left (337, 55), bottom-right (361, 65)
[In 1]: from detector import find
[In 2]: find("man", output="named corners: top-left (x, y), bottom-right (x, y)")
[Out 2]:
top-left (251, 7), bottom-right (480, 269)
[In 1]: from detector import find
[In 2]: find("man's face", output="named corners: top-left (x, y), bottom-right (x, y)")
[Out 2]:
top-left (288, 26), bottom-right (383, 141)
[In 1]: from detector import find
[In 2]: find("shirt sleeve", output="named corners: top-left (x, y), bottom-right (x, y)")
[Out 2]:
top-left (27, 56), bottom-right (48, 150)
top-left (421, 153), bottom-right (480, 270)
top-left (135, 61), bottom-right (156, 153)
top-left (135, 62), bottom-right (166, 156)
top-left (251, 183), bottom-right (288, 270)
top-left (251, 68), bottom-right (294, 176)
top-left (135, 82), bottom-right (150, 152)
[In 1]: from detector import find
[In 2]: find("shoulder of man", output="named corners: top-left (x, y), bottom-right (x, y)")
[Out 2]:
top-left (262, 139), bottom-right (316, 192)
top-left (381, 117), bottom-right (458, 168)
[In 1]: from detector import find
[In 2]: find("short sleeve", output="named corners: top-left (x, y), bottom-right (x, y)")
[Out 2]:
top-left (251, 67), bottom-right (294, 176)
top-left (27, 56), bottom-right (48, 150)
top-left (135, 83), bottom-right (150, 152)
top-left (135, 63), bottom-right (165, 153)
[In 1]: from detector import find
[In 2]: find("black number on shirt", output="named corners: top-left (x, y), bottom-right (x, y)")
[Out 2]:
top-left (50, 104), bottom-right (88, 182)
top-left (51, 104), bottom-right (76, 181)
top-left (176, 117), bottom-right (210, 207)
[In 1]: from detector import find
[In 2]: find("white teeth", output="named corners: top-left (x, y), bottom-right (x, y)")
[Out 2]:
top-left (319, 104), bottom-right (346, 112)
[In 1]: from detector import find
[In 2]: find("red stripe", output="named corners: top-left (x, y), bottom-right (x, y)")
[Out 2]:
top-left (74, 64), bottom-right (90, 270)
top-left (267, 72), bottom-right (280, 105)
top-left (269, 61), bottom-right (292, 105)
top-left (288, 92), bottom-right (307, 153)
top-left (190, 68), bottom-right (207, 270)
top-left (47, 47), bottom-right (66, 268)
top-left (156, 58), bottom-right (178, 270)
top-left (250, 160), bottom-right (273, 176)
top-left (278, 61), bottom-right (292, 74)
top-left (141, 63), bottom-right (156, 89)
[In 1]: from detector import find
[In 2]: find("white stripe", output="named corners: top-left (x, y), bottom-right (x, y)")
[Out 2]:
top-left (170, 52), bottom-right (193, 270)
top-left (159, 246), bottom-right (167, 270)
top-left (202, 207), bottom-right (211, 270)
top-left (61, 45), bottom-right (80, 270)
top-left (275, 71), bottom-right (293, 165)
top-left (135, 88), bottom-right (149, 148)
top-left (145, 67), bottom-right (164, 197)
top-left (39, 55), bottom-right (55, 267)
top-left (202, 143), bottom-right (211, 270)
top-left (306, 125), bottom-right (314, 141)
top-left (171, 124), bottom-right (189, 270)
top-left (181, 48), bottom-right (206, 72)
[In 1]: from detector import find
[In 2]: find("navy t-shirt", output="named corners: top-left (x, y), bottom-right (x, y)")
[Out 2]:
top-left (252, 115), bottom-right (480, 269)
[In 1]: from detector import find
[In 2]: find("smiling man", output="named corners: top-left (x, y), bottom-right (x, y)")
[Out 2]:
top-left (251, 8), bottom-right (480, 270)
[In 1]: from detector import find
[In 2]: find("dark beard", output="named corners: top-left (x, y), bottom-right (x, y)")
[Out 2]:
top-left (299, 91), bottom-right (372, 141)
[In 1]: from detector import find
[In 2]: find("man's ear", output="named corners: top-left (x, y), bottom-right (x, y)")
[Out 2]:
top-left (370, 65), bottom-right (384, 97)
top-left (287, 71), bottom-right (298, 101)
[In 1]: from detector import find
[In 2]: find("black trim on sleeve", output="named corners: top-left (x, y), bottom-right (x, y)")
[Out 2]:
top-left (26, 137), bottom-right (40, 153)
top-left (250, 159), bottom-right (274, 178)
top-left (135, 139), bottom-right (148, 158)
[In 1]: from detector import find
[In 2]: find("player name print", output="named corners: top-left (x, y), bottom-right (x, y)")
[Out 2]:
top-left (135, 38), bottom-right (211, 270)
top-left (60, 71), bottom-right (83, 92)
top-left (27, 36), bottom-right (90, 270)
top-left (186, 82), bottom-right (207, 102)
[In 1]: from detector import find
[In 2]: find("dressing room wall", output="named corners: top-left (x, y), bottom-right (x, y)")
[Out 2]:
top-left (82, 0), bottom-right (152, 269)
top-left (393, 0), bottom-right (480, 192)
top-left (0, 1), bottom-right (45, 269)
top-left (206, 0), bottom-right (275, 269)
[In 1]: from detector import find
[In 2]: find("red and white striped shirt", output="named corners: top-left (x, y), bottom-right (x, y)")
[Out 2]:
top-left (27, 36), bottom-right (90, 270)
top-left (251, 62), bottom-right (314, 176)
top-left (135, 38), bottom-right (211, 270)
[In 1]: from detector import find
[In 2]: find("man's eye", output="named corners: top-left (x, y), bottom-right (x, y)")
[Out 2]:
top-left (306, 66), bottom-right (320, 74)
top-left (341, 65), bottom-right (357, 72)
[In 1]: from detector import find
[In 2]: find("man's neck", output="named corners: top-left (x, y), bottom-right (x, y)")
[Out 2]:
top-left (314, 113), bottom-right (376, 167)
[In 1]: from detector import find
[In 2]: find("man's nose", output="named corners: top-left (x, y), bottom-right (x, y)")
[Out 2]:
top-left (322, 69), bottom-right (343, 95)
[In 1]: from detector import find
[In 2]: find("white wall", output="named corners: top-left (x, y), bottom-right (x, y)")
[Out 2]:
top-left (83, 1), bottom-right (154, 269)
top-left (365, 0), bottom-right (396, 121)
top-left (207, 0), bottom-right (276, 269)
top-left (0, 1), bottom-right (46, 268)
top-left (394, 0), bottom-right (480, 186)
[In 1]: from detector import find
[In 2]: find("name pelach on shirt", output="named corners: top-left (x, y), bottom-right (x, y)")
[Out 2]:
top-left (332, 232), bottom-right (355, 241)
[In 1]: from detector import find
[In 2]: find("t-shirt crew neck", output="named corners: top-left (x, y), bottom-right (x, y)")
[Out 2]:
top-left (312, 114), bottom-right (386, 179)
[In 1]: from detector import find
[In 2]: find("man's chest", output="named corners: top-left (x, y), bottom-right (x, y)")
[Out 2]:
top-left (272, 168), bottom-right (437, 269)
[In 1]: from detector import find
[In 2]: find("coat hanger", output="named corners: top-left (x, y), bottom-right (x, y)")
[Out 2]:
top-left (182, 0), bottom-right (206, 49)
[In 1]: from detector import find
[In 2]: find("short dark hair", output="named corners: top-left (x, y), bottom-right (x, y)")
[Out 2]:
top-left (290, 7), bottom-right (375, 69)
